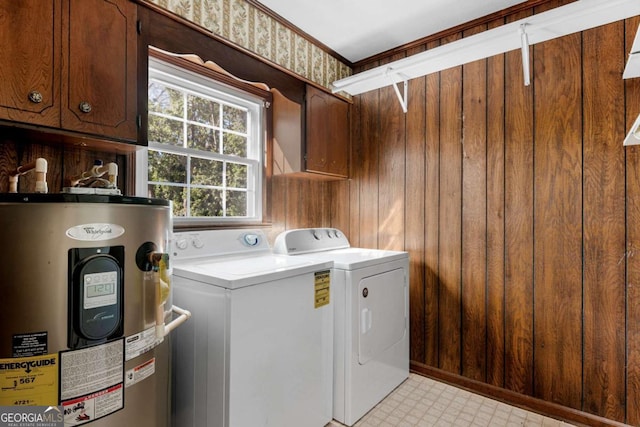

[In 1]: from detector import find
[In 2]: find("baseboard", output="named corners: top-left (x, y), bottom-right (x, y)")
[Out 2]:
top-left (410, 362), bottom-right (630, 427)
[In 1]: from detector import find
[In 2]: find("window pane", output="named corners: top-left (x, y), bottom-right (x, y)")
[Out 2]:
top-left (148, 151), bottom-right (187, 183)
top-left (148, 58), bottom-right (262, 222)
top-left (226, 191), bottom-right (247, 217)
top-left (222, 133), bottom-right (247, 157)
top-left (187, 123), bottom-right (219, 152)
top-left (188, 94), bottom-right (219, 126)
top-left (222, 105), bottom-right (247, 133)
top-left (226, 163), bottom-right (247, 188)
top-left (148, 184), bottom-right (186, 217)
top-left (148, 81), bottom-right (183, 117)
top-left (149, 115), bottom-right (183, 146)
top-left (191, 158), bottom-right (223, 186)
top-left (190, 188), bottom-right (223, 217)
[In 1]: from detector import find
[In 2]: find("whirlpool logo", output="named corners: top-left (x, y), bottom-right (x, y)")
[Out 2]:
top-left (0, 406), bottom-right (63, 426)
top-left (66, 223), bottom-right (125, 241)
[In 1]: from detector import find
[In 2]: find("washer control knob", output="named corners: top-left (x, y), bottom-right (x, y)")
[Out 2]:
top-left (192, 237), bottom-right (204, 249)
top-left (175, 238), bottom-right (188, 250)
top-left (327, 230), bottom-right (333, 238)
top-left (244, 234), bottom-right (260, 246)
top-left (335, 230), bottom-right (342, 238)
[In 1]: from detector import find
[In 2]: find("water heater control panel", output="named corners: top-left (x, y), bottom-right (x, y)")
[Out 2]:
top-left (68, 246), bottom-right (124, 349)
top-left (83, 271), bottom-right (118, 309)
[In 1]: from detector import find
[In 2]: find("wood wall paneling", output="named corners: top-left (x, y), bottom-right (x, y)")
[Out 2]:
top-left (0, 137), bottom-right (127, 194)
top-left (347, 77), bottom-right (361, 247)
top-left (329, 179), bottom-right (350, 235)
top-left (461, 23), bottom-right (488, 383)
top-left (626, 14), bottom-right (640, 427)
top-left (358, 62), bottom-right (381, 250)
top-left (424, 40), bottom-right (441, 368)
top-left (503, 8), bottom-right (535, 397)
top-left (532, 0), bottom-right (583, 409)
top-left (485, 16), bottom-right (506, 389)
top-left (378, 52), bottom-right (406, 252)
top-left (582, 20), bottom-right (626, 422)
top-left (437, 32), bottom-right (463, 375)
top-left (405, 44), bottom-right (427, 364)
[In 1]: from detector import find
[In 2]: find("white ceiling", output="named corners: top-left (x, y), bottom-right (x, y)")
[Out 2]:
top-left (256, 0), bottom-right (528, 63)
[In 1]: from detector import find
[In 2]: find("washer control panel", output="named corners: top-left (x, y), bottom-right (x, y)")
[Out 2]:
top-left (273, 228), bottom-right (350, 255)
top-left (172, 229), bottom-right (270, 260)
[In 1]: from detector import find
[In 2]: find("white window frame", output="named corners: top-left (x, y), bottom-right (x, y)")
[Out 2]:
top-left (137, 57), bottom-right (265, 225)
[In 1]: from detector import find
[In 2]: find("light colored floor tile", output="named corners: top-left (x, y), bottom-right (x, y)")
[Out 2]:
top-left (327, 374), bottom-right (575, 427)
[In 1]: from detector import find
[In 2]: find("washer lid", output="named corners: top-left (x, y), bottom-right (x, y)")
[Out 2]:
top-left (173, 253), bottom-right (333, 289)
top-left (290, 247), bottom-right (408, 270)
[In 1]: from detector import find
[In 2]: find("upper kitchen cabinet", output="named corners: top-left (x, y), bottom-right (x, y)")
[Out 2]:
top-left (273, 84), bottom-right (349, 180)
top-left (305, 85), bottom-right (349, 178)
top-left (0, 0), bottom-right (61, 128)
top-left (0, 0), bottom-right (137, 143)
top-left (61, 0), bottom-right (137, 141)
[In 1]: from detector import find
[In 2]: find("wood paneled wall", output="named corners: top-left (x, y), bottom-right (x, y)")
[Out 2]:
top-left (0, 133), bottom-right (129, 194)
top-left (334, 3), bottom-right (640, 425)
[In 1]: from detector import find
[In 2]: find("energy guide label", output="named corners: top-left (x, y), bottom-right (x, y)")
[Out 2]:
top-left (314, 270), bottom-right (331, 308)
top-left (0, 353), bottom-right (58, 406)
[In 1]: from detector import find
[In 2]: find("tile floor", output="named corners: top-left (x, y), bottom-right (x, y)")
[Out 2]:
top-left (327, 374), bottom-right (575, 427)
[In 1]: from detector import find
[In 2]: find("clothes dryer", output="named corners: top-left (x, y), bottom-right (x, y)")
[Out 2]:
top-left (273, 228), bottom-right (409, 426)
top-left (171, 229), bottom-right (334, 427)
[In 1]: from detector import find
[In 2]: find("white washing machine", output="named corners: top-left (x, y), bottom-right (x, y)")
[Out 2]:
top-left (273, 228), bottom-right (409, 426)
top-left (170, 229), bottom-right (334, 427)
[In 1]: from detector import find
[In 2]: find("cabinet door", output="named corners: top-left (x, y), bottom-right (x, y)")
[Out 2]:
top-left (0, 0), bottom-right (60, 127)
top-left (61, 0), bottom-right (137, 141)
top-left (305, 85), bottom-right (349, 178)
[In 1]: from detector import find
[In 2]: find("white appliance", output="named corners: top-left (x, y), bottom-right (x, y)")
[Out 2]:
top-left (273, 228), bottom-right (409, 426)
top-left (170, 229), bottom-right (334, 427)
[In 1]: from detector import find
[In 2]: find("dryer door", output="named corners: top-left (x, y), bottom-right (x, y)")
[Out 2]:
top-left (357, 267), bottom-right (407, 364)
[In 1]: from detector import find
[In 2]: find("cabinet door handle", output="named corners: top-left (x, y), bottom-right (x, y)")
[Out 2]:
top-left (78, 101), bottom-right (92, 113)
top-left (28, 91), bottom-right (43, 104)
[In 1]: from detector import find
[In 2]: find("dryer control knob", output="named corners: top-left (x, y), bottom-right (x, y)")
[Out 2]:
top-left (312, 230), bottom-right (322, 240)
top-left (192, 237), bottom-right (204, 249)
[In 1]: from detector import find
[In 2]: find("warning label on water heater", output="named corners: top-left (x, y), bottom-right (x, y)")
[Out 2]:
top-left (61, 384), bottom-right (123, 426)
top-left (59, 340), bottom-right (124, 424)
top-left (60, 340), bottom-right (123, 401)
top-left (0, 353), bottom-right (58, 406)
top-left (12, 331), bottom-right (48, 357)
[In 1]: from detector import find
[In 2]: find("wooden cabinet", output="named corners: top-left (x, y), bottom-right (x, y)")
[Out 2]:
top-left (272, 85), bottom-right (349, 180)
top-left (0, 0), bottom-right (61, 128)
top-left (0, 0), bottom-right (138, 142)
top-left (305, 85), bottom-right (349, 178)
top-left (61, 0), bottom-right (138, 140)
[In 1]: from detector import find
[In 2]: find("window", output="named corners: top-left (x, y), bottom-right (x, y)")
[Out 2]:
top-left (138, 57), bottom-right (265, 224)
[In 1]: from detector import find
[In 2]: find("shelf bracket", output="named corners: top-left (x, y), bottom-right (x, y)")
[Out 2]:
top-left (385, 68), bottom-right (408, 113)
top-left (520, 24), bottom-right (531, 86)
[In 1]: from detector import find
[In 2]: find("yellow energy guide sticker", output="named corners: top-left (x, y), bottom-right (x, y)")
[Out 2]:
top-left (314, 270), bottom-right (331, 308)
top-left (0, 354), bottom-right (58, 406)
